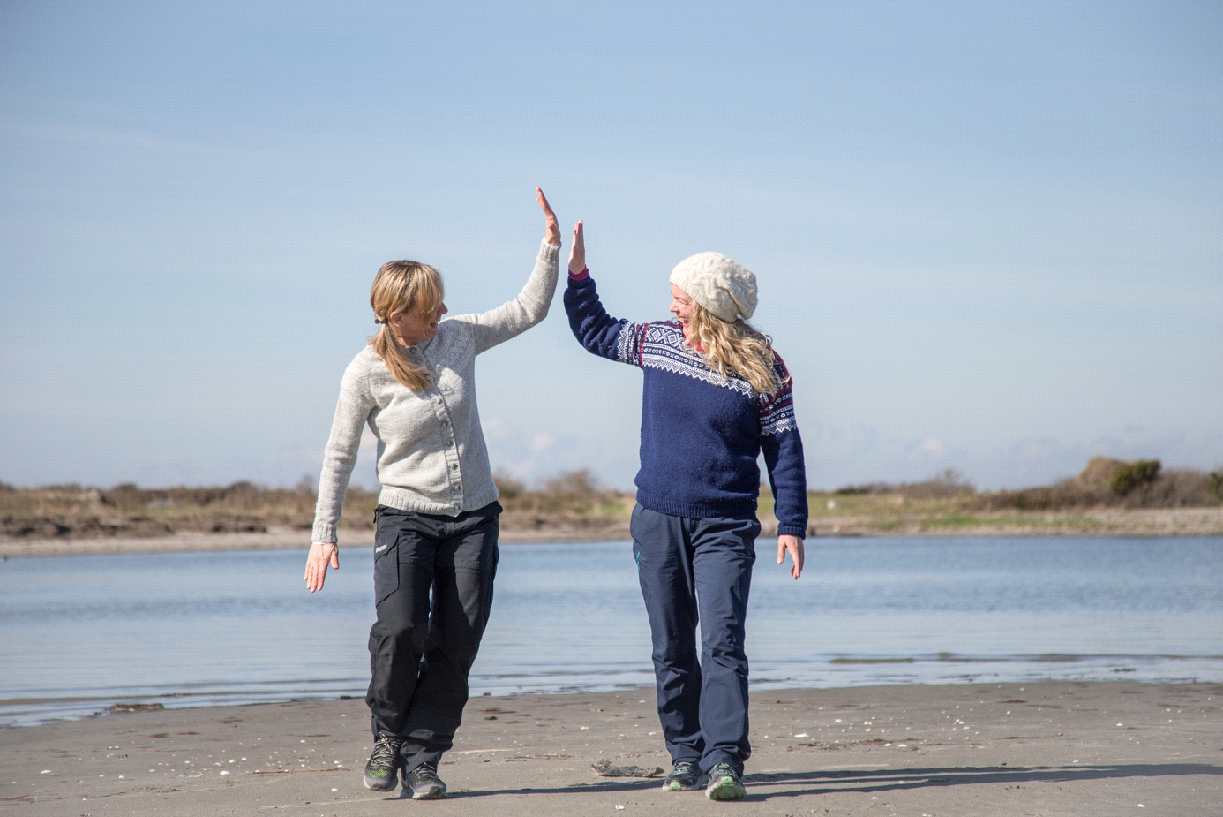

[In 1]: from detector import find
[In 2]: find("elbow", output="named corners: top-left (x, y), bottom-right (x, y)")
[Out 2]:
top-left (532, 300), bottom-right (552, 323)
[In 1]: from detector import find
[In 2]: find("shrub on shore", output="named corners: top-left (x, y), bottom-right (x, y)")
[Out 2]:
top-left (494, 470), bottom-right (631, 518)
top-left (969, 458), bottom-right (1221, 511)
top-left (1109, 460), bottom-right (1161, 495)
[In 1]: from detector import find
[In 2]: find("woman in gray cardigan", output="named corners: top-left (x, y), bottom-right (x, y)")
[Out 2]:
top-left (304, 188), bottom-right (561, 799)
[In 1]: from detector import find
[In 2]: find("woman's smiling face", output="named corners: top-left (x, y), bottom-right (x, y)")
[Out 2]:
top-left (670, 284), bottom-right (695, 336)
top-left (391, 300), bottom-right (448, 346)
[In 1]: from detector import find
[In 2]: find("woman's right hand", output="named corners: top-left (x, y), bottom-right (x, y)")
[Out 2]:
top-left (537, 187), bottom-right (562, 247)
top-left (567, 220), bottom-right (585, 275)
top-left (304, 542), bottom-right (340, 593)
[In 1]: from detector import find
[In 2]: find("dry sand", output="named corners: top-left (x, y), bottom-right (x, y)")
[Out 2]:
top-left (2, 682), bottom-right (1220, 816)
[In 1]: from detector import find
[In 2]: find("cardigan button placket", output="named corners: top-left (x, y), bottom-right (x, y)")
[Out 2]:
top-left (436, 387), bottom-right (461, 506)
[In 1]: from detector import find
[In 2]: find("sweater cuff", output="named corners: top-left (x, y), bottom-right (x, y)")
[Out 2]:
top-left (777, 524), bottom-right (807, 539)
top-left (311, 521), bottom-right (338, 545)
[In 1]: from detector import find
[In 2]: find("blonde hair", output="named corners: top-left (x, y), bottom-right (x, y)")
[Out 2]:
top-left (686, 301), bottom-right (785, 394)
top-left (369, 260), bottom-right (445, 391)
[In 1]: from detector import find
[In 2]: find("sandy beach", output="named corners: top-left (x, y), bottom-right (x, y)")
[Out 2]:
top-left (3, 681), bottom-right (1220, 816)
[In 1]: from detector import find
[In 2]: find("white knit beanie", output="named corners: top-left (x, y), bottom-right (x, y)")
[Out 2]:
top-left (669, 252), bottom-right (757, 322)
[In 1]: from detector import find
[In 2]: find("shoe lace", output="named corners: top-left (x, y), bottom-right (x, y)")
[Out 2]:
top-left (413, 763), bottom-right (441, 783)
top-left (370, 737), bottom-right (399, 765)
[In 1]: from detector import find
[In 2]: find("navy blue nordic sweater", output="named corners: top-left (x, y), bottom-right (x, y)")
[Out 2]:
top-left (565, 272), bottom-right (808, 538)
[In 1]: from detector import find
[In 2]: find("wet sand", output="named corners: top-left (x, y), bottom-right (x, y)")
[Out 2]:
top-left (2, 681), bottom-right (1220, 816)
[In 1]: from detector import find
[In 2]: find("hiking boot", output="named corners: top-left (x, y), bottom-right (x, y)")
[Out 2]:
top-left (363, 735), bottom-right (401, 791)
top-left (403, 762), bottom-right (447, 800)
top-left (705, 762), bottom-right (746, 800)
top-left (661, 759), bottom-right (702, 791)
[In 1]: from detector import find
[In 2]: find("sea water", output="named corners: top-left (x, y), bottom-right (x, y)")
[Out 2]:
top-left (1, 537), bottom-right (1220, 727)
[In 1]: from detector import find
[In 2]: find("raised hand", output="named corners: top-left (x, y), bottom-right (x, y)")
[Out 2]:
top-left (537, 187), bottom-right (561, 247)
top-left (568, 220), bottom-right (585, 275)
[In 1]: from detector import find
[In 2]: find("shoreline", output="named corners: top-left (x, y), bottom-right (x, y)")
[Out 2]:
top-left (3, 681), bottom-right (1219, 815)
top-left (3, 508), bottom-right (1223, 559)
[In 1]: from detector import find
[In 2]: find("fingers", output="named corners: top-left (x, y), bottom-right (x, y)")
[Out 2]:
top-left (304, 544), bottom-right (338, 593)
top-left (539, 187), bottom-right (561, 245)
top-left (306, 558), bottom-right (323, 592)
top-left (778, 535), bottom-right (804, 579)
top-left (567, 220), bottom-right (586, 274)
top-left (305, 559), bottom-right (324, 593)
top-left (536, 187), bottom-right (555, 217)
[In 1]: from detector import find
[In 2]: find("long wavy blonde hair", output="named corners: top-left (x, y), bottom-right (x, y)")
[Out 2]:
top-left (685, 301), bottom-right (785, 394)
top-left (369, 260), bottom-right (445, 391)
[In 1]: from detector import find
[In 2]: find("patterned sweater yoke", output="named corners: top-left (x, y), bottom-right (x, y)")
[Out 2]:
top-left (565, 272), bottom-right (808, 537)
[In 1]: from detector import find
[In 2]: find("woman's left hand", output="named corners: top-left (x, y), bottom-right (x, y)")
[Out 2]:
top-left (537, 187), bottom-right (561, 247)
top-left (568, 220), bottom-right (585, 275)
top-left (777, 534), bottom-right (804, 579)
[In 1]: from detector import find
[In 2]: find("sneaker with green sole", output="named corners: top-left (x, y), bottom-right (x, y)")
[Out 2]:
top-left (705, 762), bottom-right (747, 800)
top-left (403, 762), bottom-right (447, 800)
top-left (661, 760), bottom-right (702, 791)
top-left (363, 735), bottom-right (402, 791)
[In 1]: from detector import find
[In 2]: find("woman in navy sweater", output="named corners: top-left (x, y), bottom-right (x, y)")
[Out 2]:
top-left (563, 221), bottom-right (807, 800)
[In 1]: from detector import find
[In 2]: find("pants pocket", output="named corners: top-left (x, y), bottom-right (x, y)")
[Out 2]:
top-left (372, 522), bottom-right (401, 606)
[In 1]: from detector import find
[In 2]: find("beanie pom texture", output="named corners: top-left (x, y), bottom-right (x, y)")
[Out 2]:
top-left (669, 252), bottom-right (757, 322)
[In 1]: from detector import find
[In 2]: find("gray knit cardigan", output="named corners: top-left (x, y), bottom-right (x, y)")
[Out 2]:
top-left (311, 240), bottom-right (560, 545)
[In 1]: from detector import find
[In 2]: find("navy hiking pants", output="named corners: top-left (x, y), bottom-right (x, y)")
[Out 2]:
top-left (630, 504), bottom-right (759, 775)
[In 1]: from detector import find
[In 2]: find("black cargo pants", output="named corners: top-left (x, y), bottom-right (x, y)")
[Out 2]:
top-left (365, 501), bottom-right (500, 771)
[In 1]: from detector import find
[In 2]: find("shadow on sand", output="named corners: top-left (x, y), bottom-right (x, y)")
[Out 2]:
top-left (443, 762), bottom-right (1223, 800)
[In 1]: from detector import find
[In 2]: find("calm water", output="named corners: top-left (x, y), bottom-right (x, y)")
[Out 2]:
top-left (1, 537), bottom-right (1221, 728)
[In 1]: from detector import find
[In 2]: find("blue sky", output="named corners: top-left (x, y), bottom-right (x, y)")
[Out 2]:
top-left (2, 0), bottom-right (1220, 493)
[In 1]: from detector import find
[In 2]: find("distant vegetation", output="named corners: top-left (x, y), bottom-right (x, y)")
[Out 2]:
top-left (819, 459), bottom-right (1222, 511)
top-left (1, 458), bottom-right (1220, 541)
top-left (966, 458), bottom-right (1221, 512)
top-left (0, 470), bottom-right (632, 540)
top-left (0, 480), bottom-right (374, 539)
top-left (832, 467), bottom-right (977, 498)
